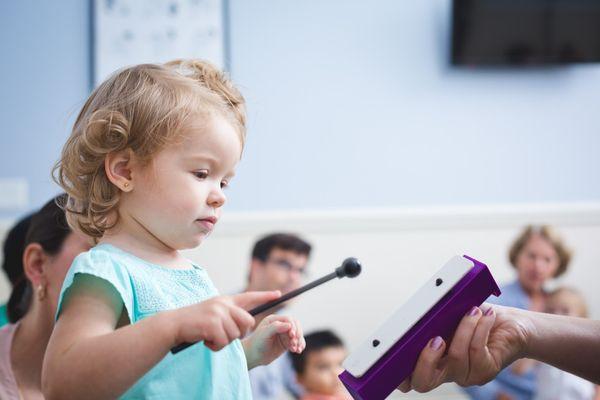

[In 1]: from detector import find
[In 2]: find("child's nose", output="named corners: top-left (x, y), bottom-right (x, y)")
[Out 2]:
top-left (207, 187), bottom-right (226, 208)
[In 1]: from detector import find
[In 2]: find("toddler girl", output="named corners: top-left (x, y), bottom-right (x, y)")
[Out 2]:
top-left (42, 60), bottom-right (305, 399)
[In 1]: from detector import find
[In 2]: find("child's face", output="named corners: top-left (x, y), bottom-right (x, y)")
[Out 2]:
top-left (546, 292), bottom-right (585, 318)
top-left (123, 114), bottom-right (241, 250)
top-left (298, 346), bottom-right (348, 396)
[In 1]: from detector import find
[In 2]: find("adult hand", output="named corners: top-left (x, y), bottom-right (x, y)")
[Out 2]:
top-left (398, 304), bottom-right (533, 393)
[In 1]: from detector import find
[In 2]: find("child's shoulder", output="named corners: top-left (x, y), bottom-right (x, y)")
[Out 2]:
top-left (72, 243), bottom-right (130, 271)
top-left (58, 243), bottom-right (138, 323)
top-left (67, 243), bottom-right (142, 292)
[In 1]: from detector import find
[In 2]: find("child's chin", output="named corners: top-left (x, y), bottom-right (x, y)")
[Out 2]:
top-left (185, 234), bottom-right (208, 248)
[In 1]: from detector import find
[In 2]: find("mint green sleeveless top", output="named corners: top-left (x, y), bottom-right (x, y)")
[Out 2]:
top-left (56, 243), bottom-right (252, 399)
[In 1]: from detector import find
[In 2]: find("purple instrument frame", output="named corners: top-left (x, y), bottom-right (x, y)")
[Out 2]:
top-left (339, 255), bottom-right (501, 400)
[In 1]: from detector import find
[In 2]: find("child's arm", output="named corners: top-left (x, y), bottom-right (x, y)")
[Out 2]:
top-left (242, 314), bottom-right (306, 369)
top-left (42, 274), bottom-right (279, 400)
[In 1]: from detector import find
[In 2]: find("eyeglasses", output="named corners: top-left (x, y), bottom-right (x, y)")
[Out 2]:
top-left (265, 257), bottom-right (308, 276)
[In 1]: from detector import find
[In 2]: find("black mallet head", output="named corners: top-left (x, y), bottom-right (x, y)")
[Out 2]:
top-left (335, 257), bottom-right (362, 278)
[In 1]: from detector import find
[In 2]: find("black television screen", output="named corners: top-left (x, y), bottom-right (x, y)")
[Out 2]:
top-left (452, 0), bottom-right (600, 65)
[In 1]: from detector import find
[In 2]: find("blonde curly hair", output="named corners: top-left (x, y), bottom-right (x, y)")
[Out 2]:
top-left (53, 59), bottom-right (246, 240)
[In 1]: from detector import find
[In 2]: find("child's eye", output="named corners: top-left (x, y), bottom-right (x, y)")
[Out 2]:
top-left (193, 170), bottom-right (209, 179)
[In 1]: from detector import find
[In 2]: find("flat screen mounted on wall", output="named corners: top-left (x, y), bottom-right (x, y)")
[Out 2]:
top-left (452, 0), bottom-right (600, 66)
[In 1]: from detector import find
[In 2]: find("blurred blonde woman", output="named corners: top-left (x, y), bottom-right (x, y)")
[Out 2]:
top-left (463, 225), bottom-right (572, 400)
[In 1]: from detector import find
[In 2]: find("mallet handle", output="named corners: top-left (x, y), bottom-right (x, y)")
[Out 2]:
top-left (171, 271), bottom-right (339, 354)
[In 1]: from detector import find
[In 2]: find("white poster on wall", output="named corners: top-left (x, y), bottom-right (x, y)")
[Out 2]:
top-left (93, 0), bottom-right (225, 87)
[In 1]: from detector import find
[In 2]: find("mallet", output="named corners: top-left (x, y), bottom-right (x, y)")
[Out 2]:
top-left (171, 257), bottom-right (362, 354)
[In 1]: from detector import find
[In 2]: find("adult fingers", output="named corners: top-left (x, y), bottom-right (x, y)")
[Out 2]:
top-left (397, 379), bottom-right (412, 393)
top-left (446, 306), bottom-right (483, 384)
top-left (410, 336), bottom-right (447, 393)
top-left (467, 306), bottom-right (497, 385)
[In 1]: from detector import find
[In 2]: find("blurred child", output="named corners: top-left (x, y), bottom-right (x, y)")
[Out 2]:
top-left (533, 287), bottom-right (600, 400)
top-left (291, 330), bottom-right (352, 400)
top-left (41, 60), bottom-right (305, 399)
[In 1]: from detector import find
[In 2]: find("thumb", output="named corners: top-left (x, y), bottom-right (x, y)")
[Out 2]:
top-left (232, 290), bottom-right (281, 310)
top-left (256, 321), bottom-right (292, 340)
top-left (270, 321), bottom-right (292, 335)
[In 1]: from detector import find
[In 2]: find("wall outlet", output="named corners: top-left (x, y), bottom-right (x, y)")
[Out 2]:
top-left (0, 178), bottom-right (29, 210)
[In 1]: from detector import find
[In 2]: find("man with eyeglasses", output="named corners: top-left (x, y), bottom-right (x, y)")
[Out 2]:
top-left (245, 233), bottom-right (312, 400)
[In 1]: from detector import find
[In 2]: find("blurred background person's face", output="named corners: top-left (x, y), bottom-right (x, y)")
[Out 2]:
top-left (297, 346), bottom-right (348, 396)
top-left (514, 233), bottom-right (559, 294)
top-left (250, 248), bottom-right (308, 295)
top-left (546, 292), bottom-right (587, 318)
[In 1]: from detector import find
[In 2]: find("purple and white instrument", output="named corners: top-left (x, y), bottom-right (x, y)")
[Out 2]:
top-left (339, 255), bottom-right (501, 400)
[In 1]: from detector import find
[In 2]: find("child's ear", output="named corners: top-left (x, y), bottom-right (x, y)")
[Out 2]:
top-left (105, 148), bottom-right (135, 192)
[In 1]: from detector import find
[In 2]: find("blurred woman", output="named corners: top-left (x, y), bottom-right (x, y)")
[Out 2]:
top-left (0, 195), bottom-right (89, 399)
top-left (464, 225), bottom-right (572, 400)
top-left (0, 214), bottom-right (32, 326)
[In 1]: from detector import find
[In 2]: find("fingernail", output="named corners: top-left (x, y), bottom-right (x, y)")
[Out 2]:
top-left (485, 307), bottom-right (494, 316)
top-left (430, 336), bottom-right (443, 350)
top-left (468, 306), bottom-right (479, 316)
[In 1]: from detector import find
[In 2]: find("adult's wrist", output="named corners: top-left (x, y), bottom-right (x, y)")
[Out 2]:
top-left (504, 306), bottom-right (538, 361)
top-left (519, 309), bottom-right (556, 362)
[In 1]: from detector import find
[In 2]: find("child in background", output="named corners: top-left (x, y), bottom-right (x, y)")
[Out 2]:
top-left (290, 330), bottom-right (352, 400)
top-left (533, 287), bottom-right (600, 400)
top-left (42, 60), bottom-right (305, 399)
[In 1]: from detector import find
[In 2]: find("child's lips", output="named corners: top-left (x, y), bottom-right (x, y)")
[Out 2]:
top-left (196, 216), bottom-right (217, 230)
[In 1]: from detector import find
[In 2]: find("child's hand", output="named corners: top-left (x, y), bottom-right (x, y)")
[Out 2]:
top-left (242, 314), bottom-right (305, 369)
top-left (171, 291), bottom-right (281, 352)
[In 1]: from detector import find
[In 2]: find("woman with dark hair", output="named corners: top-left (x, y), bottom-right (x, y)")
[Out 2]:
top-left (0, 195), bottom-right (89, 399)
top-left (1, 214), bottom-right (33, 326)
